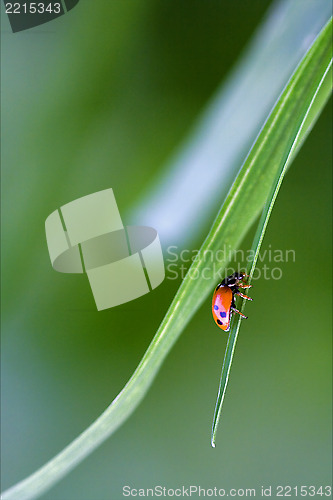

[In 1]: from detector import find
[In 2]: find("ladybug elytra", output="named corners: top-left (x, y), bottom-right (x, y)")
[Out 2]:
top-left (212, 271), bottom-right (253, 332)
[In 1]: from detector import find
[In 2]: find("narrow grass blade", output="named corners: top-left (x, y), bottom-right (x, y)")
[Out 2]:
top-left (2, 17), bottom-right (332, 500)
top-left (211, 37), bottom-right (332, 447)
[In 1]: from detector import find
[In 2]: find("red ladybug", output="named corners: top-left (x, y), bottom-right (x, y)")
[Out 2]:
top-left (212, 272), bottom-right (253, 332)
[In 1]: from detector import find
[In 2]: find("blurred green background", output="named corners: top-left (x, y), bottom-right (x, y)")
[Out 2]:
top-left (1, 1), bottom-right (332, 499)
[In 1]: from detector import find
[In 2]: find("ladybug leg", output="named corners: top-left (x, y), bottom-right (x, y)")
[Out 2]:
top-left (231, 307), bottom-right (248, 319)
top-left (236, 292), bottom-right (253, 301)
top-left (238, 283), bottom-right (252, 289)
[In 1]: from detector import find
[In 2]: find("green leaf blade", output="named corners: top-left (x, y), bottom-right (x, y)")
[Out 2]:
top-left (210, 19), bottom-right (332, 446)
top-left (2, 16), bottom-right (332, 500)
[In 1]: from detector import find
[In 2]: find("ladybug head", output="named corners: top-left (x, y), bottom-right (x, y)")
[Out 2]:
top-left (232, 271), bottom-right (247, 282)
top-left (222, 271), bottom-right (248, 287)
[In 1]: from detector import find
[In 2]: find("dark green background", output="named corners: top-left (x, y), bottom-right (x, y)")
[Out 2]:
top-left (1, 1), bottom-right (331, 499)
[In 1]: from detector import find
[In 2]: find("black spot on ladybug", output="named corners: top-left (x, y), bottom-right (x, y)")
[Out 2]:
top-left (217, 319), bottom-right (223, 325)
top-left (220, 311), bottom-right (227, 318)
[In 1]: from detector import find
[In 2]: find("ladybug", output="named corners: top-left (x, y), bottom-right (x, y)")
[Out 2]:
top-left (212, 271), bottom-right (253, 332)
